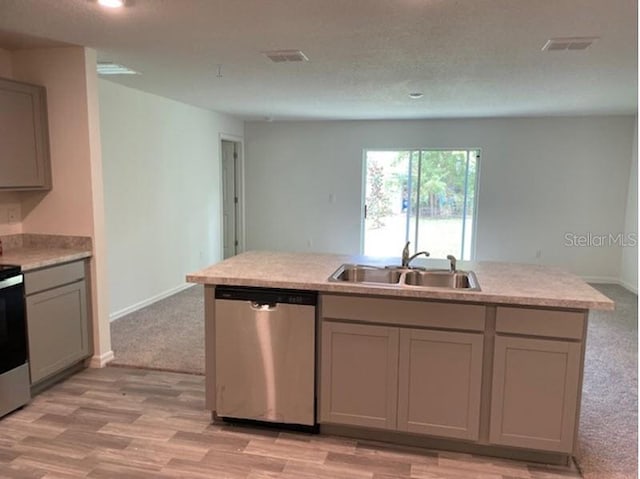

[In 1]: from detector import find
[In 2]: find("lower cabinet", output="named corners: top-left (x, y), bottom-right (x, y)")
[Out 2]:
top-left (320, 322), bottom-right (399, 430)
top-left (320, 320), bottom-right (484, 440)
top-left (398, 328), bottom-right (484, 440)
top-left (489, 335), bottom-right (582, 453)
top-left (319, 296), bottom-right (587, 457)
top-left (25, 261), bottom-right (90, 385)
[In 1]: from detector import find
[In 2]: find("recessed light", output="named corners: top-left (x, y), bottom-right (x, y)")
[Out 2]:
top-left (409, 92), bottom-right (424, 99)
top-left (98, 0), bottom-right (125, 8)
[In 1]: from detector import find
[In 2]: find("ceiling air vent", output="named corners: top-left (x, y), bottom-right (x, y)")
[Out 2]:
top-left (97, 62), bottom-right (139, 75)
top-left (262, 50), bottom-right (309, 63)
top-left (542, 37), bottom-right (599, 52)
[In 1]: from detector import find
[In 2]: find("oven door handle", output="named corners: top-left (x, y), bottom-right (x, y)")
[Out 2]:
top-left (0, 275), bottom-right (23, 290)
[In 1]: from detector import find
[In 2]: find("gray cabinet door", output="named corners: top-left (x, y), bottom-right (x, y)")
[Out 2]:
top-left (320, 321), bottom-right (399, 430)
top-left (489, 336), bottom-right (581, 453)
top-left (397, 328), bottom-right (483, 440)
top-left (0, 78), bottom-right (51, 190)
top-left (26, 280), bottom-right (89, 384)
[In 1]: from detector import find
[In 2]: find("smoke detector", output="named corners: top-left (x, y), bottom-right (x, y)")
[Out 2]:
top-left (262, 50), bottom-right (309, 63)
top-left (542, 37), bottom-right (599, 51)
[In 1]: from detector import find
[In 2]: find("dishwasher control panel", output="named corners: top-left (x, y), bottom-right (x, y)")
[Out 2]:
top-left (215, 286), bottom-right (317, 306)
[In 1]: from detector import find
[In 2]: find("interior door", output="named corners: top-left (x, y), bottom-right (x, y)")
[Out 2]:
top-left (221, 140), bottom-right (237, 259)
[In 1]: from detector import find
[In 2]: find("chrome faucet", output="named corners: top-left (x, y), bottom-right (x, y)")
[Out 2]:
top-left (446, 254), bottom-right (457, 272)
top-left (401, 241), bottom-right (430, 268)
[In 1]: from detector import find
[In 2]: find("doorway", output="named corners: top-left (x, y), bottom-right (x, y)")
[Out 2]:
top-left (221, 138), bottom-right (244, 259)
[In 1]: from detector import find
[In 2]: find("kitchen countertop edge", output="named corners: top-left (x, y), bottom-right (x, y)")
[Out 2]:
top-left (186, 251), bottom-right (615, 311)
top-left (186, 274), bottom-right (614, 311)
top-left (0, 248), bottom-right (92, 271)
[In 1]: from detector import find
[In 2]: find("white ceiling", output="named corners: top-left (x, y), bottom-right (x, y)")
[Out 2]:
top-left (0, 0), bottom-right (636, 120)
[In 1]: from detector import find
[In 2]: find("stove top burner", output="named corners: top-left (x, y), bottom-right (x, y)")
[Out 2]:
top-left (0, 264), bottom-right (21, 281)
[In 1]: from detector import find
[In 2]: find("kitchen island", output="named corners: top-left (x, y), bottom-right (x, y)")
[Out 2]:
top-left (187, 251), bottom-right (614, 465)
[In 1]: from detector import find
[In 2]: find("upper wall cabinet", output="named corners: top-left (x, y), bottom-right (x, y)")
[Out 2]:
top-left (0, 77), bottom-right (52, 190)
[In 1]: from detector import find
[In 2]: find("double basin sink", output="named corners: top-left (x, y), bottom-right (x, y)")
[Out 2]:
top-left (329, 264), bottom-right (480, 290)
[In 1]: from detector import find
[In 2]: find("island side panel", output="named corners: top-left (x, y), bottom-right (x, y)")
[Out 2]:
top-left (477, 305), bottom-right (497, 445)
top-left (204, 284), bottom-right (216, 413)
top-left (572, 311), bottom-right (589, 456)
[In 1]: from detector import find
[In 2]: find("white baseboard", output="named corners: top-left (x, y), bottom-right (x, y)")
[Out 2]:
top-left (581, 275), bottom-right (620, 284)
top-left (581, 275), bottom-right (638, 294)
top-left (618, 278), bottom-right (638, 294)
top-left (88, 350), bottom-right (114, 368)
top-left (109, 283), bottom-right (196, 322)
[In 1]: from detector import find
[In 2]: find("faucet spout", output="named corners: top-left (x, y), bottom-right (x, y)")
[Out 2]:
top-left (407, 251), bottom-right (430, 268)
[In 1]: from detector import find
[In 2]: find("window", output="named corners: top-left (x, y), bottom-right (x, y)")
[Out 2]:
top-left (363, 149), bottom-right (479, 260)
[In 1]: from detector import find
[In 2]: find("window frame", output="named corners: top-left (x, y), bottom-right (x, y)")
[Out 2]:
top-left (360, 148), bottom-right (481, 261)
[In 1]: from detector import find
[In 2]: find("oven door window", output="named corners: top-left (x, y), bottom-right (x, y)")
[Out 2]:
top-left (0, 282), bottom-right (27, 373)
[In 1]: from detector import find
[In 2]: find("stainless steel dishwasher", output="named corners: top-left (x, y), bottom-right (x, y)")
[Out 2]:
top-left (214, 286), bottom-right (317, 430)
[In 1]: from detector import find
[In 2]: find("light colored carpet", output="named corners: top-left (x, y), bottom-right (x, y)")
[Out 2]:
top-left (109, 282), bottom-right (637, 478)
top-left (577, 284), bottom-right (637, 479)
top-left (110, 284), bottom-right (204, 374)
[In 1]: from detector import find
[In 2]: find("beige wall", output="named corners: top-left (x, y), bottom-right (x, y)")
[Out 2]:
top-left (99, 79), bottom-right (244, 319)
top-left (83, 51), bottom-right (111, 358)
top-left (7, 47), bottom-right (112, 365)
top-left (12, 48), bottom-right (96, 236)
top-left (0, 191), bottom-right (23, 236)
top-left (0, 47), bottom-right (11, 77)
top-left (0, 48), bottom-right (22, 236)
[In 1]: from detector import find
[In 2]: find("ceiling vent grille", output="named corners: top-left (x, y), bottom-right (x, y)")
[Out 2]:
top-left (97, 62), bottom-right (139, 75)
top-left (262, 50), bottom-right (309, 63)
top-left (542, 37), bottom-right (599, 52)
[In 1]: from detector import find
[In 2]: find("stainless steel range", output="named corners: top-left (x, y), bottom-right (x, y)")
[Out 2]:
top-left (0, 264), bottom-right (30, 418)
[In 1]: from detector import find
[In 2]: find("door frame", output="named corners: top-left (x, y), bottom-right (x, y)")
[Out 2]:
top-left (219, 133), bottom-right (246, 259)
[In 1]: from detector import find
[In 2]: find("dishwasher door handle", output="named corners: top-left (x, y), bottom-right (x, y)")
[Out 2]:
top-left (250, 301), bottom-right (278, 311)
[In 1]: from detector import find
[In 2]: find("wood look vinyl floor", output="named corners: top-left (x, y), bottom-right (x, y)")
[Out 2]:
top-left (0, 367), bottom-right (583, 479)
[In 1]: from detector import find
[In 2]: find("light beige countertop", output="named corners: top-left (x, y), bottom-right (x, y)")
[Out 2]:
top-left (0, 234), bottom-right (92, 271)
top-left (187, 251), bottom-right (614, 311)
top-left (0, 247), bottom-right (92, 271)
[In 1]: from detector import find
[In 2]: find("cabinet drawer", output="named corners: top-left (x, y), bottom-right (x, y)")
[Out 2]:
top-left (496, 307), bottom-right (585, 340)
top-left (322, 294), bottom-right (485, 331)
top-left (25, 261), bottom-right (85, 296)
